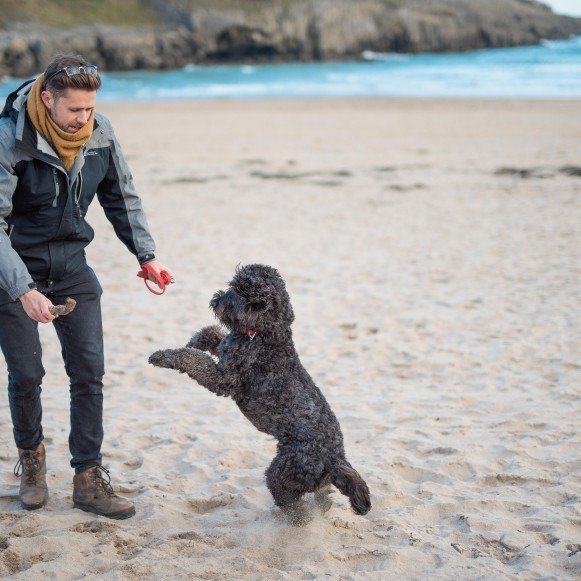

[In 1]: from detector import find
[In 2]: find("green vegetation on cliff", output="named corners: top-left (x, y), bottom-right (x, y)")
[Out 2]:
top-left (0, 0), bottom-right (160, 29)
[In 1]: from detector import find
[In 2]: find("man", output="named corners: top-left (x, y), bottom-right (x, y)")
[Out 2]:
top-left (0, 54), bottom-right (169, 519)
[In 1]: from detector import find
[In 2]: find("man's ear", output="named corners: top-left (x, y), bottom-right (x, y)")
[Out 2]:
top-left (40, 90), bottom-right (53, 111)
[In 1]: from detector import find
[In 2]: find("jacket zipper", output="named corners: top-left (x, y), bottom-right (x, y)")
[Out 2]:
top-left (75, 172), bottom-right (83, 216)
top-left (75, 146), bottom-right (86, 208)
top-left (52, 167), bottom-right (60, 207)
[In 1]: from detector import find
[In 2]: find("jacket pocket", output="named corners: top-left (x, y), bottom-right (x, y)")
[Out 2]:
top-left (52, 168), bottom-right (60, 207)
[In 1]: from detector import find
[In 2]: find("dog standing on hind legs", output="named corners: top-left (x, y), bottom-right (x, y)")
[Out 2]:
top-left (149, 264), bottom-right (371, 525)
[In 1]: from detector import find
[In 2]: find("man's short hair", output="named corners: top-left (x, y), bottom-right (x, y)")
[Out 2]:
top-left (42, 54), bottom-right (101, 99)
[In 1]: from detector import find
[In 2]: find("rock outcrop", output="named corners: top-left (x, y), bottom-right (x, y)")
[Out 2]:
top-left (1, 0), bottom-right (580, 77)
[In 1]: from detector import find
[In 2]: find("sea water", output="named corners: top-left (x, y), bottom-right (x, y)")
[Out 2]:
top-left (1, 36), bottom-right (580, 102)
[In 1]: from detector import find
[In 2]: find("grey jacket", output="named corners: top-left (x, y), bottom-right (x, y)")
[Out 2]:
top-left (0, 79), bottom-right (156, 303)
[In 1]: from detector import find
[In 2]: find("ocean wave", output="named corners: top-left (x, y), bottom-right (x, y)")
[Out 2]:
top-left (541, 34), bottom-right (581, 49)
top-left (361, 50), bottom-right (411, 62)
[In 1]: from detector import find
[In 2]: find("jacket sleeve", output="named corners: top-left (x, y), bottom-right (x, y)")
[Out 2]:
top-left (0, 123), bottom-right (34, 300)
top-left (96, 118), bottom-right (156, 263)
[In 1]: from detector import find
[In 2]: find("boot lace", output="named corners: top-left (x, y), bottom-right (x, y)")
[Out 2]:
top-left (14, 451), bottom-right (41, 484)
top-left (92, 465), bottom-right (116, 496)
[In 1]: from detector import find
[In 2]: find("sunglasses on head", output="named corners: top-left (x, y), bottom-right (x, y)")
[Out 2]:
top-left (44, 65), bottom-right (99, 84)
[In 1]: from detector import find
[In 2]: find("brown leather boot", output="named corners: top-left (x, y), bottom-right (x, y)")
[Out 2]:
top-left (73, 466), bottom-right (135, 520)
top-left (14, 443), bottom-right (49, 510)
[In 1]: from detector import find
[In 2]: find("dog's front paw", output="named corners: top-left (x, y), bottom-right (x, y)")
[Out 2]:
top-left (149, 349), bottom-right (178, 369)
top-left (186, 332), bottom-right (203, 350)
top-left (186, 325), bottom-right (224, 351)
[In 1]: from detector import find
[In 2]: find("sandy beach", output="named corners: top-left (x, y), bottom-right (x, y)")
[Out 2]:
top-left (0, 98), bottom-right (580, 579)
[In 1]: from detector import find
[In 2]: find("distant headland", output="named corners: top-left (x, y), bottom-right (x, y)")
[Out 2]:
top-left (1, 0), bottom-right (580, 77)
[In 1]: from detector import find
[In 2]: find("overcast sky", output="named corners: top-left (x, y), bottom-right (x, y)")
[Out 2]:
top-left (542, 0), bottom-right (581, 17)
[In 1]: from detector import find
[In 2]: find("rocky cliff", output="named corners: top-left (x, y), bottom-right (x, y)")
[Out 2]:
top-left (1, 0), bottom-right (580, 77)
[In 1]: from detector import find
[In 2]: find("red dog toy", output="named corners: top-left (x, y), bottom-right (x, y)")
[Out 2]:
top-left (137, 263), bottom-right (174, 295)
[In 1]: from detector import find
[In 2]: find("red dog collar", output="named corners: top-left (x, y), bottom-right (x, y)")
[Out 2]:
top-left (246, 329), bottom-right (258, 340)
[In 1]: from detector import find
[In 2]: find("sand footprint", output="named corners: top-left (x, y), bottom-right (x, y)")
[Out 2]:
top-left (112, 535), bottom-right (142, 559)
top-left (167, 530), bottom-right (218, 546)
top-left (123, 453), bottom-right (144, 469)
top-left (70, 520), bottom-right (119, 534)
top-left (188, 492), bottom-right (236, 514)
top-left (566, 544), bottom-right (580, 557)
top-left (390, 460), bottom-right (451, 485)
top-left (338, 322), bottom-right (358, 341)
top-left (0, 547), bottom-right (59, 577)
top-left (218, 448), bottom-right (261, 469)
top-left (452, 535), bottom-right (527, 564)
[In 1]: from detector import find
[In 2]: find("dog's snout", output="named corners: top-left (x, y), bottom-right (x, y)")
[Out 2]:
top-left (210, 290), bottom-right (224, 310)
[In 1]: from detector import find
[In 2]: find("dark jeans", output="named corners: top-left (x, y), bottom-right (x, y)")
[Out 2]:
top-left (0, 266), bottom-right (104, 473)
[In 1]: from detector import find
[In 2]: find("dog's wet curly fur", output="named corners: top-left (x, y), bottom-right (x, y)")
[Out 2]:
top-left (149, 264), bottom-right (371, 524)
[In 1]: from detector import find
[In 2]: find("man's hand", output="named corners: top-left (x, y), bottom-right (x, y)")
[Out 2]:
top-left (141, 259), bottom-right (172, 290)
top-left (19, 289), bottom-right (56, 323)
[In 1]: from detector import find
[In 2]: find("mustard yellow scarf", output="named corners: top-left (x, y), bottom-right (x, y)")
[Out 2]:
top-left (26, 74), bottom-right (94, 171)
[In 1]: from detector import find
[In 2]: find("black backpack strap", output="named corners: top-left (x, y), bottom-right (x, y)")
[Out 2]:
top-left (0, 78), bottom-right (35, 119)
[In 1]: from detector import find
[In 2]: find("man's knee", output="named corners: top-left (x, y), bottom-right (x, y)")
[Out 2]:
top-left (7, 368), bottom-right (45, 398)
top-left (69, 372), bottom-right (104, 396)
top-left (65, 352), bottom-right (104, 393)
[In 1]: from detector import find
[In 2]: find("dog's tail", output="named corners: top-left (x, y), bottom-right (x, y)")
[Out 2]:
top-left (331, 460), bottom-right (371, 515)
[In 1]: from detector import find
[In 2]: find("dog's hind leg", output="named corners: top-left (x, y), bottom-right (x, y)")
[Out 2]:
top-left (314, 483), bottom-right (333, 513)
top-left (266, 455), bottom-right (311, 526)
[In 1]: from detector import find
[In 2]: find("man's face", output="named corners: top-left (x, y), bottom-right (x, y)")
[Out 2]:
top-left (40, 88), bottom-right (96, 134)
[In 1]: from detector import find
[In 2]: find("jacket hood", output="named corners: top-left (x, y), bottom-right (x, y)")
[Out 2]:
top-left (0, 78), bottom-right (35, 122)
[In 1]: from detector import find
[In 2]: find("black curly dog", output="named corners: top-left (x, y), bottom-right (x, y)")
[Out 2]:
top-left (149, 264), bottom-right (371, 524)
